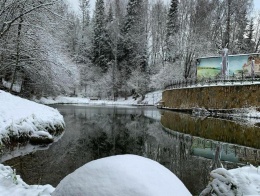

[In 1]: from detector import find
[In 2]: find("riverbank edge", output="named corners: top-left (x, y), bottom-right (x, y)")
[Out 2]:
top-left (1, 124), bottom-right (64, 146)
top-left (158, 106), bottom-right (260, 119)
top-left (0, 90), bottom-right (65, 153)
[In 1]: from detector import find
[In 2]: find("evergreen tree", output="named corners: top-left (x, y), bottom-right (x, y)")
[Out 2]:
top-left (92, 0), bottom-right (110, 72)
top-left (77, 0), bottom-right (91, 63)
top-left (105, 3), bottom-right (116, 66)
top-left (114, 0), bottom-right (125, 66)
top-left (107, 4), bottom-right (114, 23)
top-left (79, 0), bottom-right (90, 32)
top-left (122, 0), bottom-right (147, 72)
top-left (166, 0), bottom-right (179, 38)
top-left (166, 0), bottom-right (179, 62)
top-left (245, 18), bottom-right (255, 53)
top-left (235, 8), bottom-right (248, 53)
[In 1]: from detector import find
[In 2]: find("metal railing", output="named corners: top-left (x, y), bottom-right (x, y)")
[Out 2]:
top-left (164, 75), bottom-right (260, 90)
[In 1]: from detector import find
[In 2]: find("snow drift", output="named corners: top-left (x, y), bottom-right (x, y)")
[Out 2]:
top-left (0, 164), bottom-right (54, 196)
top-left (200, 165), bottom-right (260, 195)
top-left (0, 90), bottom-right (64, 143)
top-left (52, 154), bottom-right (192, 196)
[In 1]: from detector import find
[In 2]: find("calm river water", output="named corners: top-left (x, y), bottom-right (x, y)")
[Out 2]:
top-left (2, 105), bottom-right (260, 195)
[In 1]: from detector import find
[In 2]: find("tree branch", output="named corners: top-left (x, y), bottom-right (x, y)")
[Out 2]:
top-left (0, 2), bottom-right (54, 38)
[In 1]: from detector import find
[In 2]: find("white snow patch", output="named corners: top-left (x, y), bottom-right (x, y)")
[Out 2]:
top-left (2, 79), bottom-right (21, 93)
top-left (200, 165), bottom-right (260, 195)
top-left (52, 154), bottom-right (192, 196)
top-left (140, 90), bottom-right (162, 105)
top-left (0, 90), bottom-right (64, 141)
top-left (0, 154), bottom-right (259, 195)
top-left (37, 91), bottom-right (162, 106)
top-left (0, 164), bottom-right (55, 196)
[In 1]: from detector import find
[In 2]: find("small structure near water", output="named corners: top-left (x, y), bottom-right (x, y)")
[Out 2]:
top-left (196, 53), bottom-right (260, 79)
top-left (162, 53), bottom-right (260, 114)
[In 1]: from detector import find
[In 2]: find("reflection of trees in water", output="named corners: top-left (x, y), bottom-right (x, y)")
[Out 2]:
top-left (144, 129), bottom-right (243, 194)
top-left (144, 128), bottom-right (209, 194)
top-left (76, 111), bottom-right (148, 160)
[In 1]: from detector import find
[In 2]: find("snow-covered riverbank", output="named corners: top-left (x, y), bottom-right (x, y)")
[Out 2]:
top-left (37, 91), bottom-right (162, 106)
top-left (0, 90), bottom-right (64, 144)
top-left (0, 156), bottom-right (259, 196)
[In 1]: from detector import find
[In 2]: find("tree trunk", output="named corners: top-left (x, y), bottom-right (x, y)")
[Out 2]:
top-left (10, 14), bottom-right (23, 93)
top-left (223, 0), bottom-right (231, 48)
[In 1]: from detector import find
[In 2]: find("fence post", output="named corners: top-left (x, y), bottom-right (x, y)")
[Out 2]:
top-left (241, 71), bottom-right (244, 84)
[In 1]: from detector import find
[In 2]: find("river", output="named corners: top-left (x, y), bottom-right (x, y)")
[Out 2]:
top-left (2, 105), bottom-right (260, 195)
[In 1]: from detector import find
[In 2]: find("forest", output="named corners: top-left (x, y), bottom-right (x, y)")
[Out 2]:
top-left (0, 0), bottom-right (258, 100)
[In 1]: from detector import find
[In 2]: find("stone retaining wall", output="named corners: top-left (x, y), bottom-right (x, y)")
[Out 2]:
top-left (162, 84), bottom-right (260, 109)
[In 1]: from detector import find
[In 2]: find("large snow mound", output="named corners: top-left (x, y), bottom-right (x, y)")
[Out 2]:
top-left (200, 165), bottom-right (260, 195)
top-left (53, 154), bottom-right (191, 196)
top-left (0, 90), bottom-right (64, 141)
top-left (0, 164), bottom-right (54, 196)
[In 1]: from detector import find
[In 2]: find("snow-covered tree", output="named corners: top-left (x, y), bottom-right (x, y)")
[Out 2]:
top-left (122, 0), bottom-right (148, 72)
top-left (91, 0), bottom-right (110, 72)
top-left (166, 0), bottom-right (179, 62)
top-left (77, 0), bottom-right (91, 63)
top-left (0, 0), bottom-right (80, 96)
top-left (245, 18), bottom-right (255, 53)
top-left (150, 1), bottom-right (168, 68)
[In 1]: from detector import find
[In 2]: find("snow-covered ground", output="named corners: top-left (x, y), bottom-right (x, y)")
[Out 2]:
top-left (0, 155), bottom-right (259, 196)
top-left (0, 164), bottom-right (54, 196)
top-left (37, 90), bottom-right (163, 106)
top-left (2, 79), bottom-right (22, 93)
top-left (0, 90), bottom-right (64, 143)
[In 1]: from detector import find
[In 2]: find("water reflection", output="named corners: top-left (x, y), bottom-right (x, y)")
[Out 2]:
top-left (161, 111), bottom-right (260, 149)
top-left (2, 105), bottom-right (260, 195)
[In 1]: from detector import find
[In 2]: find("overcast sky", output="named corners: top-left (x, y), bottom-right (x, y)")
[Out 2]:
top-left (254, 0), bottom-right (260, 10)
top-left (67, 0), bottom-right (260, 14)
